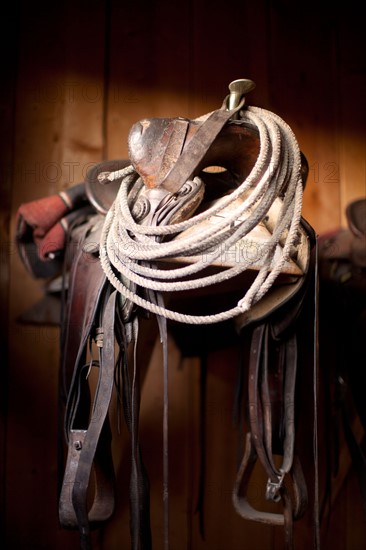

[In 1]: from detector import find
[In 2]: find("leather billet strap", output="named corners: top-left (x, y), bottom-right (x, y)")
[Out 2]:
top-left (60, 240), bottom-right (151, 549)
top-left (249, 325), bottom-right (297, 492)
top-left (59, 413), bottom-right (115, 530)
top-left (59, 222), bottom-right (119, 541)
top-left (233, 323), bottom-right (308, 550)
top-left (72, 290), bottom-right (117, 549)
top-left (59, 290), bottom-right (118, 549)
top-left (233, 224), bottom-right (319, 550)
top-left (116, 312), bottom-right (153, 550)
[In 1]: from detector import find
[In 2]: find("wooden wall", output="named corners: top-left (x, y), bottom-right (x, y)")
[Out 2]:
top-left (1, 1), bottom-right (365, 548)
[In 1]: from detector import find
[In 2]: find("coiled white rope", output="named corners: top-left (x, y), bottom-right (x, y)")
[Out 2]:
top-left (99, 106), bottom-right (304, 325)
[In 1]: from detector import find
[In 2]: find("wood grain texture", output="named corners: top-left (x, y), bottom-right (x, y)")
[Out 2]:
top-left (5, 1), bottom-right (105, 548)
top-left (2, 1), bottom-right (365, 548)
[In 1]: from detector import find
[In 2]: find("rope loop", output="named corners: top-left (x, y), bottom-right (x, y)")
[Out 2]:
top-left (99, 106), bottom-right (304, 324)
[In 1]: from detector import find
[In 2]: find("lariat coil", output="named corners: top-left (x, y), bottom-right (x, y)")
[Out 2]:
top-left (100, 105), bottom-right (304, 324)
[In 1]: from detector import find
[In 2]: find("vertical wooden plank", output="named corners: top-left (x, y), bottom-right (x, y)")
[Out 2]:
top-left (346, 468), bottom-right (366, 549)
top-left (321, 479), bottom-right (347, 550)
top-left (102, 3), bottom-right (199, 546)
top-left (102, 334), bottom-right (201, 549)
top-left (138, 338), bottom-right (198, 549)
top-left (320, 466), bottom-right (366, 550)
top-left (7, 5), bottom-right (68, 547)
top-left (105, 0), bottom-right (195, 162)
top-left (186, 0), bottom-right (272, 117)
top-left (3, 0), bottom-right (362, 548)
top-left (337, 2), bottom-right (366, 225)
top-left (6, 1), bottom-right (106, 548)
top-left (190, 345), bottom-right (276, 550)
top-left (265, 1), bottom-right (342, 233)
top-left (0, 2), bottom-right (19, 538)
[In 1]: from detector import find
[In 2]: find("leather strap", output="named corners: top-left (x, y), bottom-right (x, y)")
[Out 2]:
top-left (59, 221), bottom-right (108, 403)
top-left (70, 289), bottom-right (117, 549)
top-left (241, 329), bottom-right (305, 488)
top-left (233, 277), bottom-right (312, 548)
top-left (118, 313), bottom-right (152, 550)
top-left (159, 99), bottom-right (245, 194)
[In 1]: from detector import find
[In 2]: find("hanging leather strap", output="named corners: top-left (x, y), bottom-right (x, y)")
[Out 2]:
top-left (71, 290), bottom-right (117, 549)
top-left (58, 220), bottom-right (110, 508)
top-left (233, 321), bottom-right (308, 545)
top-left (118, 313), bottom-right (152, 550)
top-left (59, 290), bottom-right (118, 549)
top-left (233, 225), bottom-right (319, 549)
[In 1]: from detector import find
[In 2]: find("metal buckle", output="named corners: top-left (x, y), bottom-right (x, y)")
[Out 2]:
top-left (266, 472), bottom-right (285, 503)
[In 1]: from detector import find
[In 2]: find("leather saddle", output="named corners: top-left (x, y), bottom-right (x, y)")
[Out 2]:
top-left (15, 79), bottom-right (318, 550)
top-left (318, 197), bottom-right (366, 522)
